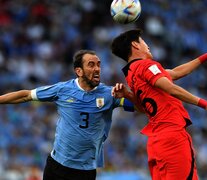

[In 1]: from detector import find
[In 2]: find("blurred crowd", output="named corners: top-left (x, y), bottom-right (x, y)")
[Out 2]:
top-left (0, 0), bottom-right (207, 179)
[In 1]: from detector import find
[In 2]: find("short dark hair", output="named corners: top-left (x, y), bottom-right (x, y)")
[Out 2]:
top-left (73, 50), bottom-right (96, 69)
top-left (111, 29), bottom-right (142, 62)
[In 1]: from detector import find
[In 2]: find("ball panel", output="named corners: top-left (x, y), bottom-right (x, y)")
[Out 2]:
top-left (110, 0), bottom-right (141, 24)
top-left (113, 13), bottom-right (129, 24)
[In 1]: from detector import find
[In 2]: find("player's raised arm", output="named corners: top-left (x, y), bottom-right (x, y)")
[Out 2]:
top-left (155, 76), bottom-right (207, 110)
top-left (166, 53), bottom-right (207, 80)
top-left (0, 90), bottom-right (32, 104)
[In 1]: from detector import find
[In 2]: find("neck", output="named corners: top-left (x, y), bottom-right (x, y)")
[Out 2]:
top-left (128, 53), bottom-right (152, 63)
top-left (76, 78), bottom-right (95, 91)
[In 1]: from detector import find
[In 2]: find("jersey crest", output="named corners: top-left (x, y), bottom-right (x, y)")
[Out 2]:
top-left (96, 98), bottom-right (104, 108)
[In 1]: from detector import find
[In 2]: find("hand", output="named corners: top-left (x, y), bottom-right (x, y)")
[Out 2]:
top-left (111, 83), bottom-right (128, 98)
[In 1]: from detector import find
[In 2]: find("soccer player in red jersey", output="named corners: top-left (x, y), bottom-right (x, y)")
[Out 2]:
top-left (110, 29), bottom-right (207, 180)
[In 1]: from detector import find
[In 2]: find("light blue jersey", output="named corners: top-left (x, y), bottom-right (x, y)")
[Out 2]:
top-left (31, 78), bottom-right (131, 170)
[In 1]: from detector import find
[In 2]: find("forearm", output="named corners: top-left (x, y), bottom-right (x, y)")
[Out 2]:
top-left (168, 85), bottom-right (207, 110)
top-left (168, 85), bottom-right (199, 106)
top-left (0, 90), bottom-right (32, 104)
top-left (171, 59), bottom-right (200, 79)
top-left (169, 53), bottom-right (207, 80)
top-left (155, 77), bottom-right (207, 109)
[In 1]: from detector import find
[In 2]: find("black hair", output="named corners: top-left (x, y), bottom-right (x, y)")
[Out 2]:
top-left (111, 29), bottom-right (142, 62)
top-left (73, 50), bottom-right (96, 69)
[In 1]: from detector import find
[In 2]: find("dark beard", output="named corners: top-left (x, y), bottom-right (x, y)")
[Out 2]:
top-left (82, 75), bottom-right (100, 89)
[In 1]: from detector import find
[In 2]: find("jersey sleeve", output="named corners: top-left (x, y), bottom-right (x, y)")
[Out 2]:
top-left (121, 98), bottom-right (135, 112)
top-left (31, 82), bottom-right (63, 101)
top-left (115, 98), bottom-right (134, 112)
top-left (141, 61), bottom-right (166, 86)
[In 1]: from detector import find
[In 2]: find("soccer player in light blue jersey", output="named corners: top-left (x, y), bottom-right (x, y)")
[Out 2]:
top-left (0, 50), bottom-right (136, 180)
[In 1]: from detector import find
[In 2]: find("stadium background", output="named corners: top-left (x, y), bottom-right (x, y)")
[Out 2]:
top-left (0, 0), bottom-right (207, 179)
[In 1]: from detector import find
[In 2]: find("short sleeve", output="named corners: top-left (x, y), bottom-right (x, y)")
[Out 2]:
top-left (31, 82), bottom-right (63, 102)
top-left (142, 62), bottom-right (165, 86)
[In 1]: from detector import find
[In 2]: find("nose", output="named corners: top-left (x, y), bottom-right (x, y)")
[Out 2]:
top-left (94, 65), bottom-right (100, 71)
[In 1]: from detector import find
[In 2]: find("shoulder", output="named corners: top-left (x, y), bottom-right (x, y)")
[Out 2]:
top-left (51, 79), bottom-right (76, 92)
top-left (129, 59), bottom-right (159, 70)
top-left (52, 80), bottom-right (72, 88)
top-left (97, 83), bottom-right (112, 91)
top-left (138, 59), bottom-right (164, 72)
top-left (95, 83), bottom-right (114, 98)
top-left (140, 59), bottom-right (161, 67)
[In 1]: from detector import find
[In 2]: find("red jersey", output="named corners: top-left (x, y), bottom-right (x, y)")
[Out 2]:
top-left (122, 59), bottom-right (191, 136)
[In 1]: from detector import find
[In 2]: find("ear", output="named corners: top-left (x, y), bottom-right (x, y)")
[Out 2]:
top-left (131, 41), bottom-right (140, 50)
top-left (75, 67), bottom-right (83, 77)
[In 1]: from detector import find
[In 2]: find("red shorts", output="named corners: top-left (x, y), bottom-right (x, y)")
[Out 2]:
top-left (147, 129), bottom-right (198, 180)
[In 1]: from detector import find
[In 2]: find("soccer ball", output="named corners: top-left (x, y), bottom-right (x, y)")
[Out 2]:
top-left (110, 0), bottom-right (141, 24)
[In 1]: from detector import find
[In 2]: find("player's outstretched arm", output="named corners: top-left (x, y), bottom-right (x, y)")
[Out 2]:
top-left (0, 90), bottom-right (32, 104)
top-left (155, 77), bottom-right (207, 110)
top-left (166, 53), bottom-right (207, 80)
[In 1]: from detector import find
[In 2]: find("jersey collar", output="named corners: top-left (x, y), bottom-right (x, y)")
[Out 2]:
top-left (122, 58), bottom-right (142, 77)
top-left (75, 78), bottom-right (98, 92)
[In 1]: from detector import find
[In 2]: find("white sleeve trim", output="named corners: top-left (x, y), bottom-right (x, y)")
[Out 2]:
top-left (31, 89), bottom-right (38, 100)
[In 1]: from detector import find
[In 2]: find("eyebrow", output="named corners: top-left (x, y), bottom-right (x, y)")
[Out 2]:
top-left (88, 59), bottom-right (101, 63)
